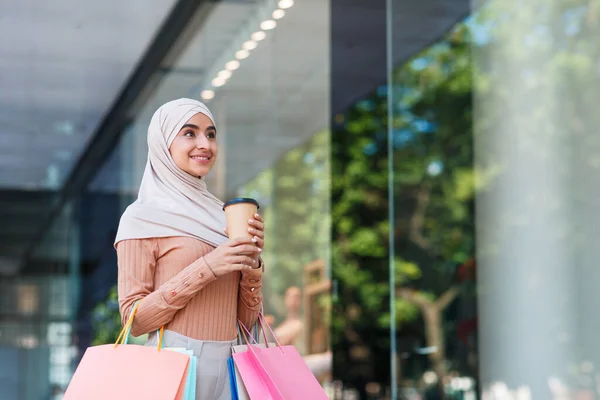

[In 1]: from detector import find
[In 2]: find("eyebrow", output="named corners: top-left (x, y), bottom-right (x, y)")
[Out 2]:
top-left (180, 124), bottom-right (217, 132)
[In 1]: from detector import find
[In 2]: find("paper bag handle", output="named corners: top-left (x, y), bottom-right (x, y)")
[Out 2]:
top-left (239, 318), bottom-right (284, 354)
top-left (256, 313), bottom-right (282, 348)
top-left (114, 300), bottom-right (164, 351)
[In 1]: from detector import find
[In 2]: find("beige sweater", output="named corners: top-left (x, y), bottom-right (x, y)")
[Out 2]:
top-left (117, 236), bottom-right (263, 341)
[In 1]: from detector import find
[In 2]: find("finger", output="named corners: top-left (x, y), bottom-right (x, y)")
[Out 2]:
top-left (232, 244), bottom-right (261, 255)
top-left (253, 213), bottom-right (264, 222)
top-left (233, 255), bottom-right (257, 265)
top-left (223, 227), bottom-right (229, 235)
top-left (246, 256), bottom-right (258, 266)
top-left (254, 237), bottom-right (264, 249)
top-left (232, 263), bottom-right (254, 271)
top-left (248, 227), bottom-right (264, 238)
top-left (227, 243), bottom-right (259, 256)
top-left (250, 236), bottom-right (264, 247)
top-left (248, 218), bottom-right (264, 231)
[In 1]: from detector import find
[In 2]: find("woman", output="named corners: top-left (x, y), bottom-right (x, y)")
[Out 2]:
top-left (114, 98), bottom-right (264, 399)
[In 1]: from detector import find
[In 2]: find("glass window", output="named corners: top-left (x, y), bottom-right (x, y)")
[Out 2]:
top-left (390, 18), bottom-right (476, 399)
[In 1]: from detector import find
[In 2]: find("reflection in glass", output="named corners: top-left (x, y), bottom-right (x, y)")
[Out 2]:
top-left (238, 130), bottom-right (332, 384)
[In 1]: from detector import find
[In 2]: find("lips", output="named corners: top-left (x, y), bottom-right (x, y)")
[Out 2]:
top-left (190, 154), bottom-right (212, 164)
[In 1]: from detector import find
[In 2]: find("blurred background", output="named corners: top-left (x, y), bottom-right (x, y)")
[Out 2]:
top-left (2, 0), bottom-right (600, 399)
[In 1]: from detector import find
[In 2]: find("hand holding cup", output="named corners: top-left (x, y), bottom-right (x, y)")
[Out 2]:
top-left (246, 212), bottom-right (264, 250)
top-left (203, 237), bottom-right (260, 277)
top-left (223, 197), bottom-right (264, 266)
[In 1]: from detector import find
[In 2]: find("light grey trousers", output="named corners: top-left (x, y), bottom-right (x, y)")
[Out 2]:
top-left (146, 330), bottom-right (235, 400)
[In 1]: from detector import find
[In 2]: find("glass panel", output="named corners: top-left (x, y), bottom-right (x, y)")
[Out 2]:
top-left (330, 94), bottom-right (393, 399)
top-left (473, 1), bottom-right (600, 398)
top-left (84, 125), bottom-right (139, 347)
top-left (236, 129), bottom-right (331, 356)
top-left (0, 202), bottom-right (79, 399)
top-left (330, 1), bottom-right (391, 397)
top-left (390, 2), bottom-right (476, 400)
top-left (330, 1), bottom-right (473, 397)
top-left (383, 0), bottom-right (600, 398)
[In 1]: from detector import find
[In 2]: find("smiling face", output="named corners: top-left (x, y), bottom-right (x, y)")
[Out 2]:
top-left (168, 113), bottom-right (217, 178)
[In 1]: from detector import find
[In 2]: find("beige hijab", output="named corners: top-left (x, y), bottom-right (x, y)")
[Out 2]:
top-left (114, 98), bottom-right (228, 247)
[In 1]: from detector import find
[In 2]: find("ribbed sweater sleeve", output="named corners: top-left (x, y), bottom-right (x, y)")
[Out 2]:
top-left (237, 265), bottom-right (263, 330)
top-left (117, 238), bottom-right (216, 337)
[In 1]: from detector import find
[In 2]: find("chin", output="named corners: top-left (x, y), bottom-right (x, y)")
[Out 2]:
top-left (189, 167), bottom-right (212, 177)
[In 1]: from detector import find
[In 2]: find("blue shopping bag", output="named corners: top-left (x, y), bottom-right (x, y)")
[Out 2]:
top-left (228, 357), bottom-right (240, 400)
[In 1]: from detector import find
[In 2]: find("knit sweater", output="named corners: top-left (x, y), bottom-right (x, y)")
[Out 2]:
top-left (117, 236), bottom-right (263, 340)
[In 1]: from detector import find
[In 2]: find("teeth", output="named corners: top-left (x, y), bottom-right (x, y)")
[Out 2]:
top-left (192, 156), bottom-right (209, 160)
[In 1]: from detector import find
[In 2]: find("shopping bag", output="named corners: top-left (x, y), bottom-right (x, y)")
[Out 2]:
top-left (164, 348), bottom-right (196, 400)
top-left (64, 301), bottom-right (190, 400)
top-left (231, 343), bottom-right (276, 400)
top-left (230, 320), bottom-right (279, 399)
top-left (228, 357), bottom-right (240, 400)
top-left (232, 348), bottom-right (283, 400)
top-left (237, 315), bottom-right (329, 400)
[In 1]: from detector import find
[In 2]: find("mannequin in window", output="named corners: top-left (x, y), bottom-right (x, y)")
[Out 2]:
top-left (274, 286), bottom-right (304, 353)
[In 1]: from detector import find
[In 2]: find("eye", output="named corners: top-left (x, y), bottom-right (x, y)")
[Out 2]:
top-left (184, 130), bottom-right (195, 138)
top-left (206, 131), bottom-right (216, 139)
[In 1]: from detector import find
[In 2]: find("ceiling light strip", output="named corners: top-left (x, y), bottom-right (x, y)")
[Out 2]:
top-left (196, 0), bottom-right (293, 101)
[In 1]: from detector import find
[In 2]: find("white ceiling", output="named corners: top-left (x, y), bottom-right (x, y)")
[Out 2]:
top-left (0, 0), bottom-right (177, 190)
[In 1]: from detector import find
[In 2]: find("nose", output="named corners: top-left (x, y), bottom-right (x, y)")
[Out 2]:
top-left (195, 134), bottom-right (210, 149)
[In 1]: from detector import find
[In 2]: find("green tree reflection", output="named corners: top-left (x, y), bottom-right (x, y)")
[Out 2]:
top-left (331, 21), bottom-right (476, 396)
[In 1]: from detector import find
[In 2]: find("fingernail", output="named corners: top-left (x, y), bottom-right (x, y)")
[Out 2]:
top-left (258, 248), bottom-right (263, 252)
top-left (248, 219), bottom-right (253, 223)
top-left (252, 237), bottom-right (258, 243)
top-left (255, 213), bottom-right (260, 218)
top-left (252, 259), bottom-right (256, 263)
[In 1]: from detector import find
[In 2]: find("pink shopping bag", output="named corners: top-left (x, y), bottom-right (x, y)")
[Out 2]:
top-left (232, 349), bottom-right (284, 400)
top-left (231, 342), bottom-right (276, 400)
top-left (235, 316), bottom-right (329, 400)
top-left (246, 344), bottom-right (328, 400)
top-left (64, 302), bottom-right (190, 400)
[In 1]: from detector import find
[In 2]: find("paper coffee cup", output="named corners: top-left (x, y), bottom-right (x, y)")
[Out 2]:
top-left (223, 197), bottom-right (260, 240)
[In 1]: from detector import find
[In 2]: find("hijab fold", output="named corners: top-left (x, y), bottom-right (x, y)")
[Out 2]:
top-left (114, 98), bottom-right (228, 248)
